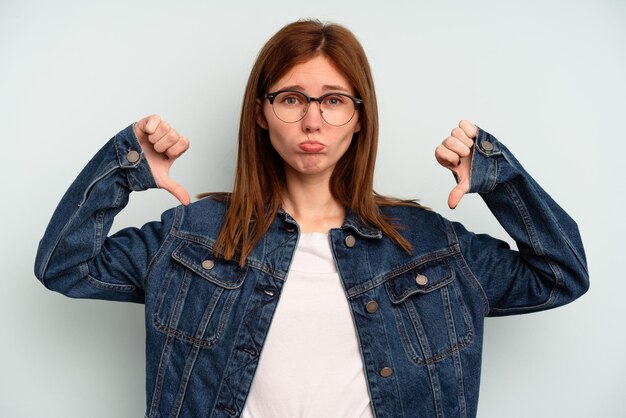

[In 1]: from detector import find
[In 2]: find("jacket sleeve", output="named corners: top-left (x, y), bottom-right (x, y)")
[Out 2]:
top-left (451, 127), bottom-right (589, 316)
top-left (34, 124), bottom-right (175, 304)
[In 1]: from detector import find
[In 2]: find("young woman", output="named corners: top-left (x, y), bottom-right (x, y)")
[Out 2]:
top-left (35, 19), bottom-right (589, 418)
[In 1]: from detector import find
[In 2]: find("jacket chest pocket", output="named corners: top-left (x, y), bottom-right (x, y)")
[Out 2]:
top-left (153, 240), bottom-right (246, 348)
top-left (384, 257), bottom-right (473, 365)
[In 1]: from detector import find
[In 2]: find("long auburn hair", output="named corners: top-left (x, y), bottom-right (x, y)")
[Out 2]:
top-left (205, 19), bottom-right (424, 266)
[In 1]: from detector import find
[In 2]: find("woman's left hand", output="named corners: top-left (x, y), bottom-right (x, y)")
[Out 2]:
top-left (435, 120), bottom-right (478, 209)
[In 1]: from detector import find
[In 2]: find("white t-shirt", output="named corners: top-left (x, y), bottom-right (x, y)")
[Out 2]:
top-left (241, 232), bottom-right (375, 418)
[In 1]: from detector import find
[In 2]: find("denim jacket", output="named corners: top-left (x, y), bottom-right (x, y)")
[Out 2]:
top-left (35, 124), bottom-right (589, 418)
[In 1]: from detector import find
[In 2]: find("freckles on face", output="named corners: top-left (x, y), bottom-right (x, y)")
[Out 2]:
top-left (259, 55), bottom-right (361, 178)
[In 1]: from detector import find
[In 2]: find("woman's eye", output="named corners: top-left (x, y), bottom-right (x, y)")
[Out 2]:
top-left (280, 94), bottom-right (304, 105)
top-left (324, 95), bottom-right (345, 106)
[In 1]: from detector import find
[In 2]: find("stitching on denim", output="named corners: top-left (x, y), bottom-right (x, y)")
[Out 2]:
top-left (409, 301), bottom-right (444, 418)
top-left (391, 298), bottom-right (423, 364)
top-left (143, 206), bottom-right (183, 289)
top-left (38, 164), bottom-right (118, 281)
top-left (451, 242), bottom-right (490, 316)
top-left (388, 260), bottom-right (454, 303)
top-left (552, 219), bottom-right (589, 275)
top-left (170, 345), bottom-right (201, 418)
top-left (346, 247), bottom-right (457, 299)
top-left (394, 282), bottom-right (473, 367)
top-left (148, 334), bottom-right (175, 417)
top-left (490, 182), bottom-right (562, 313)
top-left (444, 218), bottom-right (490, 315)
top-left (484, 155), bottom-right (499, 193)
top-left (172, 242), bottom-right (246, 289)
top-left (152, 264), bottom-right (238, 348)
top-left (153, 318), bottom-right (221, 348)
top-left (171, 229), bottom-right (280, 280)
top-left (84, 274), bottom-right (136, 292)
top-left (449, 282), bottom-right (468, 418)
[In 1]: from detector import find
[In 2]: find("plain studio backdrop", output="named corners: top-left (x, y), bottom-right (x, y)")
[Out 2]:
top-left (1, 1), bottom-right (624, 417)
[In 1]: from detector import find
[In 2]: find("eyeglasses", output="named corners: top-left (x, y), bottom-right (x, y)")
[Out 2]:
top-left (261, 90), bottom-right (363, 126)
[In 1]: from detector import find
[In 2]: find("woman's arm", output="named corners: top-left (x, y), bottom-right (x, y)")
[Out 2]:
top-left (34, 116), bottom-right (189, 303)
top-left (437, 121), bottom-right (589, 316)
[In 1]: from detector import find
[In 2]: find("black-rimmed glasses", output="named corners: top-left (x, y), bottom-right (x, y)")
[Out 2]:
top-left (261, 90), bottom-right (363, 126)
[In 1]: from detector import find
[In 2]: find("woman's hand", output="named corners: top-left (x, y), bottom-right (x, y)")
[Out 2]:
top-left (133, 115), bottom-right (191, 206)
top-left (435, 120), bottom-right (478, 209)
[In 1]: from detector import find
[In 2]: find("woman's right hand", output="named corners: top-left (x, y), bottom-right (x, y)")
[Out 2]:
top-left (133, 115), bottom-right (191, 206)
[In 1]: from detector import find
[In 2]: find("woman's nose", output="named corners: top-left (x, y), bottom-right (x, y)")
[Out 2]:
top-left (301, 101), bottom-right (323, 131)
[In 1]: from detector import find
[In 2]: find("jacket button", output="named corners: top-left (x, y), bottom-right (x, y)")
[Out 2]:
top-left (379, 367), bottom-right (393, 377)
top-left (366, 300), bottom-right (378, 313)
top-left (126, 150), bottom-right (140, 163)
top-left (345, 235), bottom-right (356, 248)
top-left (480, 140), bottom-right (494, 151)
top-left (201, 260), bottom-right (215, 270)
top-left (415, 274), bottom-right (428, 285)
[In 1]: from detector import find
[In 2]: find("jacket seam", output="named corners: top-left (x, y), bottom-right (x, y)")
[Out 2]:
top-left (490, 182), bottom-right (561, 313)
top-left (448, 225), bottom-right (491, 317)
top-left (37, 164), bottom-right (119, 282)
top-left (142, 205), bottom-right (184, 289)
top-left (84, 273), bottom-right (137, 292)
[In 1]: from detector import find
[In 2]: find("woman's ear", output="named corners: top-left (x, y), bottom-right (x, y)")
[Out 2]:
top-left (255, 98), bottom-right (268, 129)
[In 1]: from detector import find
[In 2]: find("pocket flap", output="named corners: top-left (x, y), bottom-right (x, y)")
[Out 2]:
top-left (172, 241), bottom-right (246, 289)
top-left (385, 258), bottom-right (453, 304)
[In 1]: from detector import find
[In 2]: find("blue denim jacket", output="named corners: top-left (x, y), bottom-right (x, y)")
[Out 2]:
top-left (35, 124), bottom-right (589, 418)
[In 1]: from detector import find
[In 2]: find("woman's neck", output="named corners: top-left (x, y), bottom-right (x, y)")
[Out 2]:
top-left (281, 169), bottom-right (345, 233)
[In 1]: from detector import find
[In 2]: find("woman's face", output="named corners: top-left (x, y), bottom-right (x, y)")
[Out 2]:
top-left (256, 55), bottom-right (361, 180)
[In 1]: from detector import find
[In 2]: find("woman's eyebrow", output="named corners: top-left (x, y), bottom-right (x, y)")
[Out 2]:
top-left (322, 84), bottom-right (350, 93)
top-left (275, 84), bottom-right (351, 93)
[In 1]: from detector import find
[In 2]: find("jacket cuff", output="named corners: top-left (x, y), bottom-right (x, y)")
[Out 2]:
top-left (468, 127), bottom-right (503, 194)
top-left (113, 124), bottom-right (158, 191)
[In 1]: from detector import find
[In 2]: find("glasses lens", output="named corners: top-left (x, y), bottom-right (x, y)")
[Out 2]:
top-left (319, 94), bottom-right (356, 126)
top-left (271, 92), bottom-right (357, 126)
top-left (272, 92), bottom-right (308, 123)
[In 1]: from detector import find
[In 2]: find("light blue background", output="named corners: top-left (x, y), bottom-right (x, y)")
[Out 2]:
top-left (1, 0), bottom-right (624, 417)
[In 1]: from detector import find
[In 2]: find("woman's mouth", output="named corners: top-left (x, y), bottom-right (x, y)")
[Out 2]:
top-left (299, 142), bottom-right (324, 153)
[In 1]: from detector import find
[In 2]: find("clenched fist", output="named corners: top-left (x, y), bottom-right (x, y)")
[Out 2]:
top-left (133, 115), bottom-right (191, 206)
top-left (435, 120), bottom-right (478, 209)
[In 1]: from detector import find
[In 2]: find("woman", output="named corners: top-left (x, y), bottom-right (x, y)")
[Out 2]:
top-left (35, 19), bottom-right (589, 418)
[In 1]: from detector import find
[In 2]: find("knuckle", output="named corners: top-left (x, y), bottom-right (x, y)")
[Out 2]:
top-left (148, 115), bottom-right (161, 128)
top-left (165, 130), bottom-right (178, 141)
top-left (443, 136), bottom-right (455, 147)
top-left (451, 127), bottom-right (463, 137)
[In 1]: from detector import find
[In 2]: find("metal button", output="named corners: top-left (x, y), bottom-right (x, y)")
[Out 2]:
top-left (415, 274), bottom-right (428, 286)
top-left (201, 260), bottom-right (214, 270)
top-left (379, 367), bottom-right (393, 377)
top-left (480, 140), bottom-right (494, 151)
top-left (126, 150), bottom-right (140, 163)
top-left (366, 300), bottom-right (379, 313)
top-left (345, 235), bottom-right (356, 248)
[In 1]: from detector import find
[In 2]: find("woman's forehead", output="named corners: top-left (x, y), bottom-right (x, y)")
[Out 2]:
top-left (270, 55), bottom-right (353, 94)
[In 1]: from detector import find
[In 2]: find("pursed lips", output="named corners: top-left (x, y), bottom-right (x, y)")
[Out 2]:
top-left (298, 141), bottom-right (325, 153)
